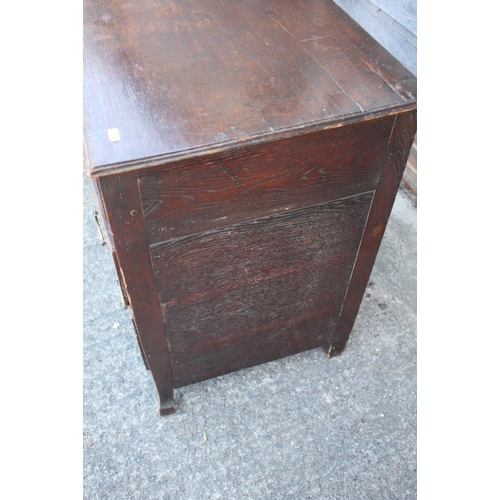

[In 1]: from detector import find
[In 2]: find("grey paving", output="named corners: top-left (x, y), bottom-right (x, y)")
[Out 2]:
top-left (83, 170), bottom-right (417, 500)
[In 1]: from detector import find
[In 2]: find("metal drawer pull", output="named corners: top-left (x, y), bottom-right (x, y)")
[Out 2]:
top-left (93, 211), bottom-right (106, 246)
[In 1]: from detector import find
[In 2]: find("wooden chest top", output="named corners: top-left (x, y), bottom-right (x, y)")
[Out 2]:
top-left (83, 0), bottom-right (416, 176)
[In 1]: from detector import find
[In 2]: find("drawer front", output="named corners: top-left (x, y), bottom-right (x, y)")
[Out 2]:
top-left (91, 180), bottom-right (130, 308)
top-left (139, 116), bottom-right (394, 244)
top-left (149, 191), bottom-right (373, 387)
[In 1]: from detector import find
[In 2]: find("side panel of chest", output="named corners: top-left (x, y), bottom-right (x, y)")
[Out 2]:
top-left (135, 117), bottom-right (396, 388)
top-left (150, 193), bottom-right (373, 387)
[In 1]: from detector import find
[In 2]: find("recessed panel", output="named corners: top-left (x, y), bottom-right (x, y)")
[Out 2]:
top-left (150, 192), bottom-right (373, 387)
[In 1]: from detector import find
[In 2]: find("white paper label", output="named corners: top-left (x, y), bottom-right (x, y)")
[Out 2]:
top-left (107, 128), bottom-right (121, 142)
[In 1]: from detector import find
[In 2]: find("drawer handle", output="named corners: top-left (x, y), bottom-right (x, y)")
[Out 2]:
top-left (93, 211), bottom-right (106, 246)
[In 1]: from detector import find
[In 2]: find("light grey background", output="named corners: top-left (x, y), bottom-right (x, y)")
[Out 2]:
top-left (334, 0), bottom-right (417, 76)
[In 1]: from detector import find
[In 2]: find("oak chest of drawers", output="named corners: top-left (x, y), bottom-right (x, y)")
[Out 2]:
top-left (84, 0), bottom-right (416, 415)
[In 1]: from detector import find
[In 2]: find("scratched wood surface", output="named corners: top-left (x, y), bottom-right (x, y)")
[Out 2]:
top-left (83, 0), bottom-right (416, 175)
top-left (330, 110), bottom-right (417, 352)
top-left (139, 116), bottom-right (394, 243)
top-left (149, 192), bottom-right (373, 387)
top-left (97, 173), bottom-right (177, 415)
top-left (85, 0), bottom-right (417, 414)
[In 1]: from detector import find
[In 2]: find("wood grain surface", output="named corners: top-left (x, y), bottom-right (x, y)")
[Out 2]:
top-left (84, 0), bottom-right (417, 414)
top-left (97, 173), bottom-right (177, 414)
top-left (328, 109), bottom-right (417, 353)
top-left (83, 0), bottom-right (416, 175)
top-left (139, 116), bottom-right (394, 243)
top-left (149, 192), bottom-right (373, 387)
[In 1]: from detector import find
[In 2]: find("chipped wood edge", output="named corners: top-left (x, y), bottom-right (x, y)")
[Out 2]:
top-left (86, 101), bottom-right (416, 178)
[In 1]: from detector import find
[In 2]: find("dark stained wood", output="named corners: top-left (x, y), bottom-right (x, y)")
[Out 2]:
top-left (326, 110), bottom-right (417, 354)
top-left (110, 251), bottom-right (130, 309)
top-left (96, 172), bottom-right (176, 415)
top-left (131, 316), bottom-right (151, 371)
top-left (139, 116), bottom-right (394, 243)
top-left (150, 193), bottom-right (373, 387)
top-left (261, 1), bottom-right (416, 102)
top-left (83, 0), bottom-right (416, 176)
top-left (90, 179), bottom-right (131, 307)
top-left (84, 0), bottom-right (417, 415)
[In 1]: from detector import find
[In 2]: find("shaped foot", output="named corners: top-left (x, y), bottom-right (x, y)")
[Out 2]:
top-left (158, 398), bottom-right (177, 416)
top-left (324, 343), bottom-right (346, 358)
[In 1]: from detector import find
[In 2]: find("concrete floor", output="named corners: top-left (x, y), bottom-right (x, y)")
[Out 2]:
top-left (83, 171), bottom-right (416, 500)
